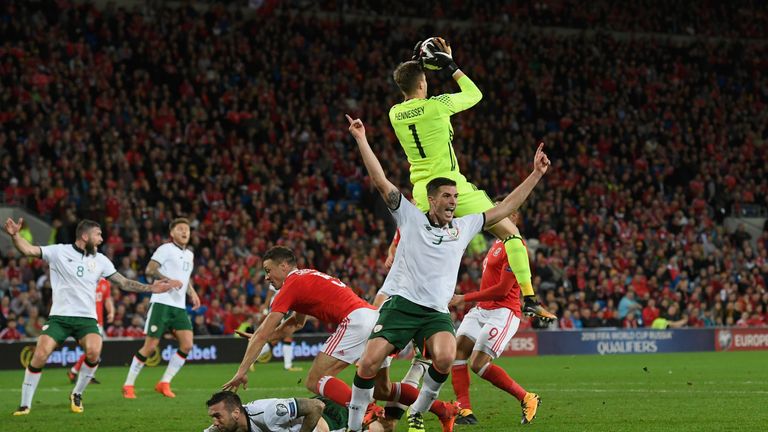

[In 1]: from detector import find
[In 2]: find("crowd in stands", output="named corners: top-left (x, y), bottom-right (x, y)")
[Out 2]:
top-left (312, 0), bottom-right (768, 39)
top-left (1, 0), bottom-right (767, 341)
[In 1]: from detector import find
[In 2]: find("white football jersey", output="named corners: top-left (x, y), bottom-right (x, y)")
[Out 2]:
top-left (41, 244), bottom-right (117, 319)
top-left (381, 195), bottom-right (485, 312)
top-left (149, 242), bottom-right (194, 309)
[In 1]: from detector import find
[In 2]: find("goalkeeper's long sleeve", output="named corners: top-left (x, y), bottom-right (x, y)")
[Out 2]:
top-left (440, 75), bottom-right (483, 114)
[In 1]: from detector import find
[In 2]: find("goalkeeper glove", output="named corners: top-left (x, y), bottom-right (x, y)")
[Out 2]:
top-left (424, 50), bottom-right (458, 74)
top-left (411, 40), bottom-right (423, 60)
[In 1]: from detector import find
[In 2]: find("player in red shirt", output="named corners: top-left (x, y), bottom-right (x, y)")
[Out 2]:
top-left (222, 246), bottom-right (458, 430)
top-left (449, 209), bottom-right (541, 426)
top-left (68, 278), bottom-right (114, 384)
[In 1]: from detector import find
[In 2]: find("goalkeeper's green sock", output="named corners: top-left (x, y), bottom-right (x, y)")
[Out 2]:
top-left (503, 235), bottom-right (534, 297)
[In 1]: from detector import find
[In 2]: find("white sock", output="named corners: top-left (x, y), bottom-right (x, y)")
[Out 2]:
top-left (347, 381), bottom-right (374, 430)
top-left (161, 350), bottom-right (187, 383)
top-left (411, 369), bottom-right (444, 414)
top-left (283, 342), bottom-right (294, 369)
top-left (258, 343), bottom-right (271, 358)
top-left (73, 361), bottom-right (99, 395)
top-left (124, 355), bottom-right (145, 386)
top-left (21, 368), bottom-right (42, 408)
top-left (403, 358), bottom-right (428, 387)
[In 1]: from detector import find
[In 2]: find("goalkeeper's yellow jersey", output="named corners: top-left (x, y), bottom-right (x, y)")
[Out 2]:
top-left (389, 75), bottom-right (482, 185)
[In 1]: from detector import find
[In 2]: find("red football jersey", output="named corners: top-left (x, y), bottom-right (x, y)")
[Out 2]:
top-left (95, 278), bottom-right (111, 326)
top-left (270, 269), bottom-right (374, 325)
top-left (464, 240), bottom-right (522, 316)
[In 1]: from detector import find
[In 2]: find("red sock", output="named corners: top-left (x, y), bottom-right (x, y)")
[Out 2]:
top-left (451, 364), bottom-right (472, 410)
top-left (398, 382), bottom-right (450, 417)
top-left (72, 354), bottom-right (86, 373)
top-left (479, 364), bottom-right (527, 401)
top-left (398, 382), bottom-right (419, 405)
top-left (318, 376), bottom-right (352, 407)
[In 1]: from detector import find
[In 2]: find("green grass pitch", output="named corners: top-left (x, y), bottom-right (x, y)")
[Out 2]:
top-left (1, 351), bottom-right (766, 431)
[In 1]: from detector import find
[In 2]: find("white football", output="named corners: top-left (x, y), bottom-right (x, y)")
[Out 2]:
top-left (419, 37), bottom-right (442, 70)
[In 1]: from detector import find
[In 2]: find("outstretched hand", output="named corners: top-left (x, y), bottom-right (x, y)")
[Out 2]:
top-left (4, 217), bottom-right (23, 237)
top-left (533, 142), bottom-right (551, 175)
top-left (222, 371), bottom-right (248, 392)
top-left (345, 114), bottom-right (366, 141)
top-left (448, 294), bottom-right (466, 309)
top-left (151, 279), bottom-right (183, 293)
top-left (234, 330), bottom-right (253, 339)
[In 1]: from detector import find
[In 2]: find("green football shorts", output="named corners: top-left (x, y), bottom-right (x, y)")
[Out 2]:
top-left (145, 302), bottom-right (193, 337)
top-left (42, 315), bottom-right (100, 344)
top-left (371, 295), bottom-right (455, 355)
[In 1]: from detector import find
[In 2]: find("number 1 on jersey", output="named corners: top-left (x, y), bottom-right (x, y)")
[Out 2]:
top-left (408, 124), bottom-right (426, 158)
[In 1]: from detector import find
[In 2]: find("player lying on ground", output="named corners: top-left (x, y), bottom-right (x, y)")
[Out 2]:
top-left (204, 391), bottom-right (333, 432)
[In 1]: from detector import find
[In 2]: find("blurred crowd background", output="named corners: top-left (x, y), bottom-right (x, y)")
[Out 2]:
top-left (1, 0), bottom-right (767, 340)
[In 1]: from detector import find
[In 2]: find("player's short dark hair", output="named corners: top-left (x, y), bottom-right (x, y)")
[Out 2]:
top-left (393, 60), bottom-right (425, 95)
top-left (169, 217), bottom-right (190, 231)
top-left (263, 246), bottom-right (297, 265)
top-left (75, 219), bottom-right (101, 238)
top-left (206, 391), bottom-right (243, 412)
top-left (426, 177), bottom-right (457, 197)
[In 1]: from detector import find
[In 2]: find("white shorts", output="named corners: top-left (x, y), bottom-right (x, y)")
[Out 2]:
top-left (322, 307), bottom-right (379, 364)
top-left (456, 306), bottom-right (520, 359)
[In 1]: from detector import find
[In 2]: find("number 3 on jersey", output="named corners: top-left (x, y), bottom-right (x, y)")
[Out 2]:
top-left (408, 124), bottom-right (426, 158)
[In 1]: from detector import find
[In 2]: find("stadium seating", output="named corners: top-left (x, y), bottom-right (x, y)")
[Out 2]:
top-left (0, 0), bottom-right (766, 338)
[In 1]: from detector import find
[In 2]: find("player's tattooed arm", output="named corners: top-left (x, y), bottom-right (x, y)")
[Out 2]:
top-left (108, 272), bottom-right (181, 294)
top-left (384, 188), bottom-right (402, 210)
top-left (145, 260), bottom-right (170, 282)
top-left (346, 115), bottom-right (402, 210)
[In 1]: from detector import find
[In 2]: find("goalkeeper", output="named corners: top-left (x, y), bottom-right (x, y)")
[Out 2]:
top-left (388, 37), bottom-right (555, 321)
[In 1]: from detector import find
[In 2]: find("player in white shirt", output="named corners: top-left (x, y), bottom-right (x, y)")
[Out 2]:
top-left (344, 115), bottom-right (550, 431)
top-left (4, 218), bottom-right (181, 416)
top-left (123, 218), bottom-right (201, 399)
top-left (204, 391), bottom-right (333, 432)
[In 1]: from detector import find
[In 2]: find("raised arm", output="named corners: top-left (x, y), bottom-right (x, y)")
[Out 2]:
top-left (3, 218), bottom-right (41, 258)
top-left (484, 143), bottom-right (550, 228)
top-left (346, 114), bottom-right (402, 210)
top-left (425, 37), bottom-right (482, 112)
top-left (107, 272), bottom-right (181, 294)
